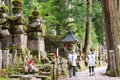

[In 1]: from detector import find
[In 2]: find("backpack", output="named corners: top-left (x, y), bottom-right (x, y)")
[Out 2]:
top-left (67, 60), bottom-right (72, 66)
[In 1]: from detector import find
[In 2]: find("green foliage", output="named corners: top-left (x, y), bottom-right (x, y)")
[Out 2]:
top-left (31, 49), bottom-right (38, 55)
top-left (0, 68), bottom-right (18, 77)
top-left (44, 35), bottom-right (63, 53)
top-left (8, 46), bottom-right (18, 53)
top-left (92, 1), bottom-right (104, 44)
top-left (22, 0), bottom-right (104, 50)
top-left (91, 26), bottom-right (99, 49)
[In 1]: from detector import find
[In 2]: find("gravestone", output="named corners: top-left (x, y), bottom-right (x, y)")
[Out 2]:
top-left (0, 50), bottom-right (2, 69)
top-left (3, 50), bottom-right (10, 68)
top-left (109, 50), bottom-right (117, 77)
top-left (0, 42), bottom-right (1, 49)
top-left (9, 53), bottom-right (12, 67)
top-left (12, 50), bottom-right (19, 67)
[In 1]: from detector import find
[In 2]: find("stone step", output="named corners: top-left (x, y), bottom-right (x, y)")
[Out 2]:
top-left (9, 74), bottom-right (41, 79)
top-left (40, 72), bottom-right (51, 75)
top-left (9, 74), bottom-right (22, 78)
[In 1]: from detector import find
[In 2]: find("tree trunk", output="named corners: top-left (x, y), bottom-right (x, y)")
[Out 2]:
top-left (110, 0), bottom-right (120, 76)
top-left (101, 0), bottom-right (120, 76)
top-left (84, 0), bottom-right (92, 56)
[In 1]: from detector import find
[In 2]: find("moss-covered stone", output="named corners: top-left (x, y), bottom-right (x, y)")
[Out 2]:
top-left (106, 69), bottom-right (112, 76)
top-left (8, 0), bottom-right (25, 34)
top-left (32, 10), bottom-right (40, 17)
top-left (41, 24), bottom-right (46, 37)
top-left (12, 7), bottom-right (22, 14)
top-left (12, 0), bottom-right (23, 7)
top-left (28, 32), bottom-right (40, 39)
top-left (0, 18), bottom-right (6, 24)
top-left (0, 5), bottom-right (9, 13)
top-left (27, 7), bottom-right (43, 39)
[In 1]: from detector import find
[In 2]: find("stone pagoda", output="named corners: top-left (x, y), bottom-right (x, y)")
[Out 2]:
top-left (27, 7), bottom-right (45, 60)
top-left (0, 5), bottom-right (10, 69)
top-left (0, 5), bottom-right (10, 49)
top-left (8, 0), bottom-right (27, 50)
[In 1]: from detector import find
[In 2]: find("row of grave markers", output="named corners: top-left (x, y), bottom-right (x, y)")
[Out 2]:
top-left (0, 49), bottom-right (30, 70)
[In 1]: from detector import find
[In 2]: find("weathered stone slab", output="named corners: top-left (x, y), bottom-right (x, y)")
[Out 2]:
top-left (11, 34), bottom-right (27, 49)
top-left (1, 36), bottom-right (11, 49)
top-left (9, 74), bottom-right (22, 78)
top-left (9, 53), bottom-right (12, 67)
top-left (3, 50), bottom-right (10, 68)
top-left (0, 42), bottom-right (1, 49)
top-left (22, 75), bottom-right (36, 80)
top-left (27, 36), bottom-right (45, 51)
top-left (0, 50), bottom-right (2, 69)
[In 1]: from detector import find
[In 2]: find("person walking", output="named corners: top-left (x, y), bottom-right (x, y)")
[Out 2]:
top-left (86, 51), bottom-right (96, 76)
top-left (67, 50), bottom-right (78, 78)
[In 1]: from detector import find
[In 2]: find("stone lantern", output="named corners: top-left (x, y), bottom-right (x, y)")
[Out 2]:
top-left (27, 7), bottom-right (45, 60)
top-left (0, 5), bottom-right (10, 49)
top-left (27, 7), bottom-right (42, 39)
top-left (9, 0), bottom-right (25, 34)
top-left (8, 0), bottom-right (27, 49)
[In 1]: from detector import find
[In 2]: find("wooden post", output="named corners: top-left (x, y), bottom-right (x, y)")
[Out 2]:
top-left (56, 48), bottom-right (59, 80)
top-left (53, 64), bottom-right (55, 80)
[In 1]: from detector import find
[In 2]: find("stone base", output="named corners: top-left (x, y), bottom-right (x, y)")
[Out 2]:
top-left (27, 37), bottom-right (45, 51)
top-left (11, 34), bottom-right (27, 49)
top-left (1, 35), bottom-right (11, 49)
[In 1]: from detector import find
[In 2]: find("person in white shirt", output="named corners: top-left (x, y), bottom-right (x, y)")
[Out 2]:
top-left (67, 50), bottom-right (77, 78)
top-left (86, 51), bottom-right (96, 76)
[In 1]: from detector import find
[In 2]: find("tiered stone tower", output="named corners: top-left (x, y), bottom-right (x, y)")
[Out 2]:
top-left (0, 5), bottom-right (10, 49)
top-left (0, 5), bottom-right (10, 69)
top-left (27, 7), bottom-right (45, 60)
top-left (8, 0), bottom-right (27, 50)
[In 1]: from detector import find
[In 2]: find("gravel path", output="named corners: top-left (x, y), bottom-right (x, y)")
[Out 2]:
top-left (59, 66), bottom-right (120, 80)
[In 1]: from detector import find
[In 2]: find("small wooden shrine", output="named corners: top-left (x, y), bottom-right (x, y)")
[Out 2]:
top-left (61, 32), bottom-right (79, 51)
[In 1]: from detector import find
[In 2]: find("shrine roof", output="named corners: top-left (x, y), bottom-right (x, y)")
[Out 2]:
top-left (61, 32), bottom-right (79, 43)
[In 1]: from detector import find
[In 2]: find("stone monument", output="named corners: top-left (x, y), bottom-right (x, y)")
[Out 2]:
top-left (8, 0), bottom-right (27, 49)
top-left (0, 5), bottom-right (10, 49)
top-left (27, 7), bottom-right (45, 60)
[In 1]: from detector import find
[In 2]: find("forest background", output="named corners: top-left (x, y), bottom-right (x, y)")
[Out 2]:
top-left (5, 0), bottom-right (104, 54)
